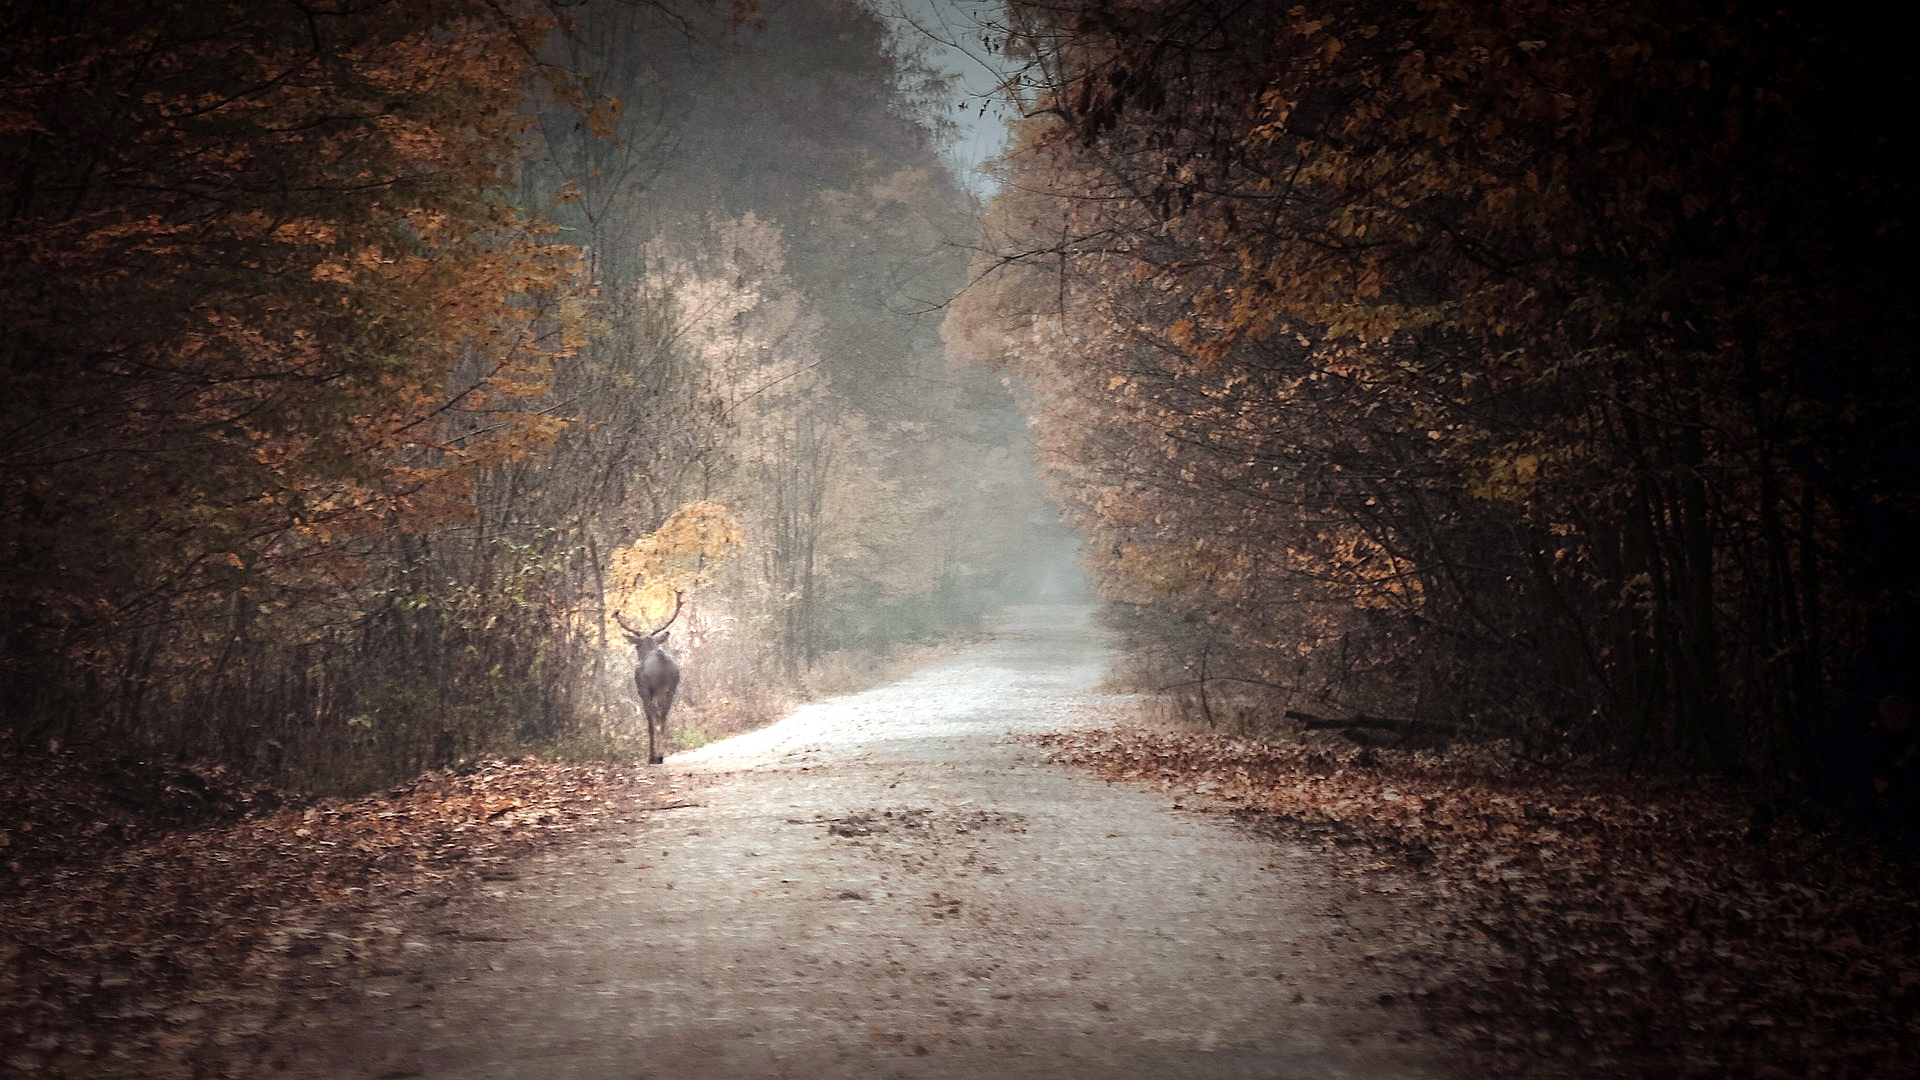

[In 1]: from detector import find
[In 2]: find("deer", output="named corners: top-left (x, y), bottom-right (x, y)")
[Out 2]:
top-left (614, 591), bottom-right (683, 765)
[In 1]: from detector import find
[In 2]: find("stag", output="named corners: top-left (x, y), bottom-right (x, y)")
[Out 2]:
top-left (614, 592), bottom-right (683, 764)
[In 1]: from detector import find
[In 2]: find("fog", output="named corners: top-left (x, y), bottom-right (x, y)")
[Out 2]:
top-left (520, 0), bottom-right (1088, 745)
top-left (0, 0), bottom-right (1083, 789)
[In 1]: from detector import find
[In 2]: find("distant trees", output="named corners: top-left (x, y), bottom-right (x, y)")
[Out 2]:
top-left (0, 0), bottom-right (1056, 790)
top-left (950, 0), bottom-right (1918, 826)
top-left (517, 0), bottom-right (1062, 725)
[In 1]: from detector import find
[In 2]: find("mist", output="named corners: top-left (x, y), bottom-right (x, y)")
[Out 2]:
top-left (5, 2), bottom-right (1911, 1076)
top-left (0, 0), bottom-right (1080, 787)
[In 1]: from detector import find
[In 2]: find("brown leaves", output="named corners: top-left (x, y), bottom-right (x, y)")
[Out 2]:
top-left (0, 735), bottom-right (664, 1077)
top-left (1028, 721), bottom-right (1920, 1078)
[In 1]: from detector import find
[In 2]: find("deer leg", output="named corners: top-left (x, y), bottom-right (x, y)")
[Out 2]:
top-left (657, 696), bottom-right (674, 757)
top-left (641, 697), bottom-right (659, 764)
top-left (643, 695), bottom-right (664, 764)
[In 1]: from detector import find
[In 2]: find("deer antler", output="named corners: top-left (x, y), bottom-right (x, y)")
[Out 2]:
top-left (649, 590), bottom-right (685, 636)
top-left (613, 591), bottom-right (684, 641)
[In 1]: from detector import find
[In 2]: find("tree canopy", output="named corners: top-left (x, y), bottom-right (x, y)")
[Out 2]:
top-left (949, 0), bottom-right (1918, 828)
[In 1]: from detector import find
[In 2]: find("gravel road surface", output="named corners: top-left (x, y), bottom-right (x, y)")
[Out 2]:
top-left (278, 604), bottom-right (1447, 1079)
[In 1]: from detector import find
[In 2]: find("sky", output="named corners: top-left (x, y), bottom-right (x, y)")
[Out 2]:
top-left (865, 0), bottom-right (1017, 191)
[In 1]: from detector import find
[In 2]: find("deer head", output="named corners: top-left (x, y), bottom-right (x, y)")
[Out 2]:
top-left (614, 590), bottom-right (683, 654)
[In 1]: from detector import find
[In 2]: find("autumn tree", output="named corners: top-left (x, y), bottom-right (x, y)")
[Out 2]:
top-left (0, 0), bottom-right (582, 780)
top-left (952, 0), bottom-right (1918, 824)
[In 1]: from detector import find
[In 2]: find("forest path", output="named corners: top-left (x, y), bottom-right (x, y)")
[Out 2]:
top-left (278, 605), bottom-right (1446, 1079)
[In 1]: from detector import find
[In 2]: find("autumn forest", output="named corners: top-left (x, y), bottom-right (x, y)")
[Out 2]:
top-left (3, 0), bottom-right (1918, 1076)
top-left (2, 0), bottom-right (1067, 791)
top-left (954, 0), bottom-right (1919, 825)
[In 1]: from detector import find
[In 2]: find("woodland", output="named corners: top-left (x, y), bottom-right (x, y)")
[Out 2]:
top-left (0, 0), bottom-right (1064, 793)
top-left (949, 0), bottom-right (1920, 835)
top-left (4, 0), bottom-right (1919, 1076)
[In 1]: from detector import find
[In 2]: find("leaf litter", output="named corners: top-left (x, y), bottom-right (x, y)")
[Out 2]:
top-left (1025, 718), bottom-right (1920, 1079)
top-left (1, 733), bottom-right (664, 1078)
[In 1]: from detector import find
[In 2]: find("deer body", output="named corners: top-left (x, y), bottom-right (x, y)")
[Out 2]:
top-left (633, 634), bottom-right (680, 764)
top-left (616, 593), bottom-right (683, 765)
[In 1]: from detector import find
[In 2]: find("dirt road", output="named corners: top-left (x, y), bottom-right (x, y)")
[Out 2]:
top-left (276, 605), bottom-right (1446, 1079)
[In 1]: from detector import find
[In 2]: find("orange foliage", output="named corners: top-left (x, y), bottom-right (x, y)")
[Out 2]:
top-left (0, 0), bottom-right (581, 645)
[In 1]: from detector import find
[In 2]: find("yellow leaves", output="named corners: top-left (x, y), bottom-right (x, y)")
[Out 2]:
top-left (270, 218), bottom-right (340, 246)
top-left (582, 95), bottom-right (623, 143)
top-left (1113, 540), bottom-right (1212, 594)
top-left (1247, 90), bottom-right (1296, 146)
top-left (558, 294), bottom-right (591, 352)
top-left (605, 501), bottom-right (745, 629)
top-left (1471, 452), bottom-right (1544, 504)
top-left (491, 412), bottom-right (572, 457)
top-left (310, 261), bottom-right (354, 285)
top-left (1326, 531), bottom-right (1422, 608)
